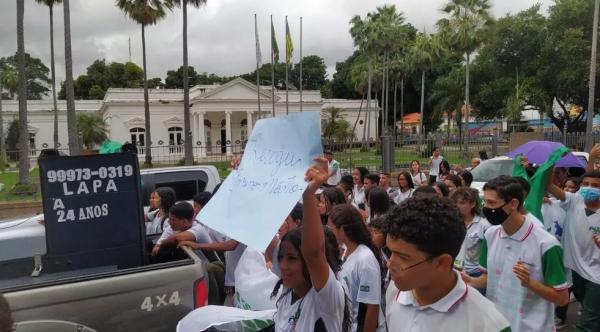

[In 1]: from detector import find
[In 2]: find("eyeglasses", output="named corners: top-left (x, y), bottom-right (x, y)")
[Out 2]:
top-left (397, 257), bottom-right (432, 271)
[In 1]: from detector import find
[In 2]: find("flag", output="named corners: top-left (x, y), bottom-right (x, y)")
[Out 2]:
top-left (285, 17), bottom-right (294, 64)
top-left (512, 145), bottom-right (568, 223)
top-left (254, 15), bottom-right (262, 68)
top-left (271, 20), bottom-right (279, 63)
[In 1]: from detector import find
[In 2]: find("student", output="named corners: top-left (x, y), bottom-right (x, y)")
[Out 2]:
top-left (385, 195), bottom-right (510, 331)
top-left (337, 180), bottom-right (353, 204)
top-left (429, 147), bottom-right (443, 184)
top-left (450, 187), bottom-right (491, 279)
top-left (433, 181), bottom-right (449, 197)
top-left (328, 204), bottom-right (385, 332)
top-left (368, 217), bottom-right (390, 291)
top-left (318, 187), bottom-right (347, 225)
top-left (409, 160), bottom-right (427, 187)
top-left (378, 171), bottom-right (398, 201)
top-left (438, 160), bottom-right (451, 182)
top-left (145, 187), bottom-right (176, 235)
top-left (546, 169), bottom-right (600, 332)
top-left (465, 175), bottom-right (569, 332)
top-left (270, 157), bottom-right (349, 331)
top-left (352, 167), bottom-right (369, 208)
top-left (151, 202), bottom-right (212, 256)
top-left (444, 174), bottom-right (463, 193)
top-left (563, 177), bottom-right (579, 193)
top-left (364, 174), bottom-right (380, 191)
top-left (460, 170), bottom-right (474, 187)
top-left (367, 187), bottom-right (391, 224)
top-left (325, 151), bottom-right (342, 187)
top-left (471, 158), bottom-right (481, 169)
top-left (393, 171), bottom-right (414, 204)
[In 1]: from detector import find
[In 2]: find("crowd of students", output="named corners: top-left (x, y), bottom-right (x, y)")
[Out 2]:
top-left (143, 147), bottom-right (599, 332)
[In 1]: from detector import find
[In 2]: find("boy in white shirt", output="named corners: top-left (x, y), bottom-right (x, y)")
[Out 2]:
top-left (428, 147), bottom-right (443, 184)
top-left (385, 195), bottom-right (510, 331)
top-left (466, 175), bottom-right (569, 332)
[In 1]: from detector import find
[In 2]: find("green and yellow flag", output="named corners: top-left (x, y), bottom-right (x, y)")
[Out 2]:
top-left (271, 20), bottom-right (279, 63)
top-left (285, 17), bottom-right (293, 64)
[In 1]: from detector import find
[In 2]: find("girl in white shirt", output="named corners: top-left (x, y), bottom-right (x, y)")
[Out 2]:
top-left (393, 171), bottom-right (414, 205)
top-left (409, 160), bottom-right (427, 186)
top-left (270, 158), bottom-right (351, 332)
top-left (328, 204), bottom-right (385, 332)
top-left (366, 187), bottom-right (390, 225)
top-left (145, 187), bottom-right (176, 235)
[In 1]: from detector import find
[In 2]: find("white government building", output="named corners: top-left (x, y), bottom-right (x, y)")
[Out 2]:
top-left (1, 77), bottom-right (379, 161)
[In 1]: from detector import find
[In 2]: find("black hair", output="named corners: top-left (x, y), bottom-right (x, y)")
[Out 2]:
top-left (512, 176), bottom-right (530, 196)
top-left (479, 150), bottom-right (489, 160)
top-left (483, 175), bottom-right (525, 209)
top-left (445, 174), bottom-right (462, 188)
top-left (450, 187), bottom-right (481, 216)
top-left (340, 174), bottom-right (354, 188)
top-left (271, 227), bottom-right (351, 332)
top-left (320, 187), bottom-right (347, 224)
top-left (355, 167), bottom-right (369, 183)
top-left (397, 171), bottom-right (414, 190)
top-left (169, 202), bottom-right (194, 221)
top-left (412, 185), bottom-right (438, 197)
top-left (434, 181), bottom-right (449, 197)
top-left (0, 294), bottom-right (13, 332)
top-left (367, 187), bottom-right (391, 218)
top-left (289, 203), bottom-right (303, 224)
top-left (564, 177), bottom-right (581, 189)
top-left (386, 195), bottom-right (466, 262)
top-left (368, 216), bottom-right (388, 233)
top-left (364, 173), bottom-right (380, 185)
top-left (329, 204), bottom-right (384, 280)
top-left (153, 187), bottom-right (176, 214)
top-left (337, 180), bottom-right (353, 194)
top-left (439, 160), bottom-right (451, 174)
top-left (583, 170), bottom-right (600, 179)
top-left (193, 191), bottom-right (212, 207)
top-left (460, 171), bottom-right (473, 187)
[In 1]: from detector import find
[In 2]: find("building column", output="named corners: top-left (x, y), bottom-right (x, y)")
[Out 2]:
top-left (225, 111), bottom-right (233, 156)
top-left (246, 111), bottom-right (254, 136)
top-left (198, 112), bottom-right (206, 157)
top-left (192, 113), bottom-right (197, 145)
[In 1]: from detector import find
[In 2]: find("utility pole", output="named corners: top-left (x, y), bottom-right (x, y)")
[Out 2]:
top-left (585, 0), bottom-right (600, 151)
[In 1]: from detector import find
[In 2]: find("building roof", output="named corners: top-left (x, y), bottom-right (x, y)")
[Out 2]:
top-left (401, 112), bottom-right (420, 124)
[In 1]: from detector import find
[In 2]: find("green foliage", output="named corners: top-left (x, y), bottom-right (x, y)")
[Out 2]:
top-left (5, 120), bottom-right (18, 152)
top-left (116, 0), bottom-right (173, 26)
top-left (290, 55), bottom-right (327, 90)
top-left (0, 53), bottom-right (50, 100)
top-left (77, 113), bottom-right (107, 150)
top-left (331, 51), bottom-right (361, 99)
top-left (321, 107), bottom-right (354, 147)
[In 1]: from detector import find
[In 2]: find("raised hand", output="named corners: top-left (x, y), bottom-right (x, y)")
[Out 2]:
top-left (304, 156), bottom-right (329, 193)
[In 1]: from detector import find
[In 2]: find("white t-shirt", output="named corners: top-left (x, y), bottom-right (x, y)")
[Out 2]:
top-left (145, 209), bottom-right (167, 235)
top-left (559, 192), bottom-right (600, 284)
top-left (156, 221), bottom-right (212, 245)
top-left (541, 199), bottom-right (566, 242)
top-left (429, 156), bottom-right (443, 176)
top-left (393, 188), bottom-right (414, 205)
top-left (352, 185), bottom-right (366, 207)
top-left (340, 244), bottom-right (385, 332)
top-left (327, 159), bottom-right (342, 186)
top-left (273, 267), bottom-right (345, 332)
top-left (385, 271), bottom-right (510, 332)
top-left (480, 214), bottom-right (568, 332)
top-left (454, 215), bottom-right (491, 275)
top-left (410, 172), bottom-right (427, 187)
top-left (224, 242), bottom-right (247, 287)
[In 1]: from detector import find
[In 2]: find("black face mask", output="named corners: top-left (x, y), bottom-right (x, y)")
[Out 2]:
top-left (482, 203), bottom-right (510, 226)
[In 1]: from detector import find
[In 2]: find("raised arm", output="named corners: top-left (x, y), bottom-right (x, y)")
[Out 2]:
top-left (546, 167), bottom-right (566, 201)
top-left (302, 157), bottom-right (331, 291)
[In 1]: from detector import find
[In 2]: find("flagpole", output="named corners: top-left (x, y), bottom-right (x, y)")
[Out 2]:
top-left (299, 16), bottom-right (303, 112)
top-left (271, 15), bottom-right (276, 118)
top-left (254, 14), bottom-right (262, 119)
top-left (285, 16), bottom-right (289, 115)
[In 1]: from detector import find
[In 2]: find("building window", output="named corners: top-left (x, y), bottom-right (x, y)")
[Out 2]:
top-left (240, 119), bottom-right (248, 142)
top-left (168, 126), bottom-right (183, 153)
top-left (130, 127), bottom-right (145, 154)
top-left (204, 120), bottom-right (212, 153)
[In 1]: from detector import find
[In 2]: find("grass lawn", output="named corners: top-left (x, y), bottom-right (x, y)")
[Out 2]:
top-left (0, 169), bottom-right (41, 201)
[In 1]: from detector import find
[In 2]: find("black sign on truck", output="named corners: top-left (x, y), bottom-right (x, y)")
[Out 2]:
top-left (39, 152), bottom-right (146, 272)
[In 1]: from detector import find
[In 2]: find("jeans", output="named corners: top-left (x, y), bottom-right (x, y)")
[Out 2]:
top-left (572, 271), bottom-right (600, 332)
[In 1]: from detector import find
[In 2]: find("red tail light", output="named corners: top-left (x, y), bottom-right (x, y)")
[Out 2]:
top-left (194, 278), bottom-right (208, 308)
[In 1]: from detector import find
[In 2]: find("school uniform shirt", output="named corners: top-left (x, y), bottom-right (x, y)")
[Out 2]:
top-left (541, 199), bottom-right (566, 242)
top-left (454, 215), bottom-right (491, 275)
top-left (411, 172), bottom-right (427, 187)
top-left (393, 188), bottom-right (414, 205)
top-left (385, 271), bottom-right (510, 332)
top-left (429, 156), bottom-right (443, 177)
top-left (385, 187), bottom-right (398, 201)
top-left (352, 185), bottom-right (366, 207)
top-left (145, 209), bottom-right (167, 235)
top-left (479, 214), bottom-right (568, 332)
top-left (558, 192), bottom-right (600, 284)
top-left (327, 159), bottom-right (342, 186)
top-left (340, 244), bottom-right (386, 332)
top-left (273, 267), bottom-right (345, 332)
top-left (156, 221), bottom-right (212, 245)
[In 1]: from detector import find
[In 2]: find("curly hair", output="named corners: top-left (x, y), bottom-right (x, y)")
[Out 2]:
top-left (153, 187), bottom-right (176, 214)
top-left (271, 227), bottom-right (351, 331)
top-left (450, 187), bottom-right (481, 216)
top-left (397, 171), bottom-right (414, 190)
top-left (445, 174), bottom-right (463, 189)
top-left (434, 181), bottom-right (449, 197)
top-left (386, 195), bottom-right (466, 262)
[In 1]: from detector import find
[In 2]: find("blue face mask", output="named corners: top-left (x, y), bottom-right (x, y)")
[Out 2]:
top-left (579, 186), bottom-right (600, 203)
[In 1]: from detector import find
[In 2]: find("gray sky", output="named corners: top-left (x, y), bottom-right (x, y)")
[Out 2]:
top-left (0, 0), bottom-right (553, 86)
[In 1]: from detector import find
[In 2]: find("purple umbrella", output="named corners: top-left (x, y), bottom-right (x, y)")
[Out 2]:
top-left (506, 141), bottom-right (584, 168)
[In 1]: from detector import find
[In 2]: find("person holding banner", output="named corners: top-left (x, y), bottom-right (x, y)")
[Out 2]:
top-left (270, 157), bottom-right (350, 331)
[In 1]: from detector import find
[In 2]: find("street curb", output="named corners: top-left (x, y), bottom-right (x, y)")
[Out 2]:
top-left (0, 200), bottom-right (42, 211)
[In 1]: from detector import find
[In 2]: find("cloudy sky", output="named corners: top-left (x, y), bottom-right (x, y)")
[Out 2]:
top-left (0, 0), bottom-right (554, 86)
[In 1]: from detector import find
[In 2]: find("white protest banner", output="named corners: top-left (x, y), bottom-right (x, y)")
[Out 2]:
top-left (196, 112), bottom-right (322, 251)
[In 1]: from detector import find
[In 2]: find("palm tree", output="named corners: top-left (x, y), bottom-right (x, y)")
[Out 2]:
top-left (172, 0), bottom-right (206, 165)
top-left (77, 113), bottom-right (108, 150)
top-left (410, 32), bottom-right (444, 142)
top-left (349, 54), bottom-right (369, 148)
top-left (390, 53), bottom-right (413, 143)
top-left (0, 66), bottom-right (18, 164)
top-left (35, 0), bottom-right (62, 149)
top-left (438, 0), bottom-right (492, 147)
top-left (429, 67), bottom-right (465, 136)
top-left (117, 0), bottom-right (173, 167)
top-left (16, 0), bottom-right (29, 184)
top-left (63, 0), bottom-right (79, 155)
top-left (321, 107), bottom-right (353, 148)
